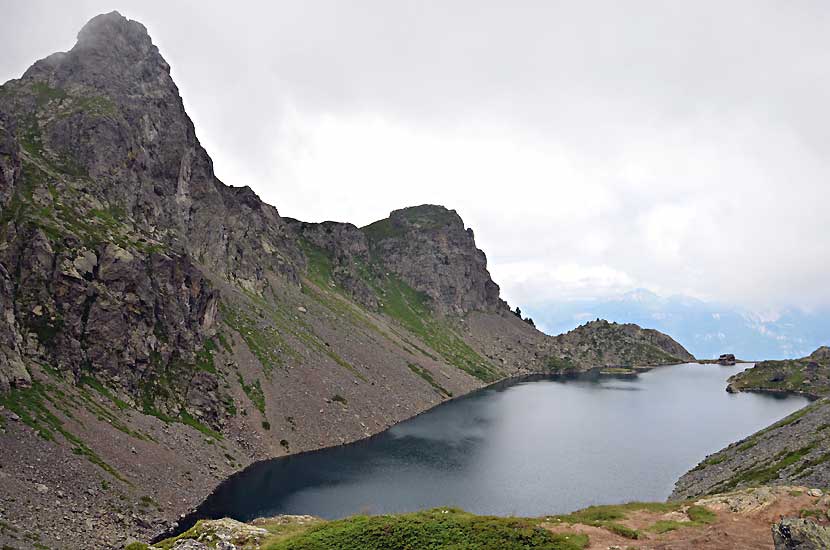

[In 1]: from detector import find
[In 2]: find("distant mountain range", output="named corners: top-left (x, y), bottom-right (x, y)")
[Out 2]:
top-left (525, 289), bottom-right (830, 360)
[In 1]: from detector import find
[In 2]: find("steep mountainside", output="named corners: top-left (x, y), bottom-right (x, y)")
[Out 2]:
top-left (672, 399), bottom-right (830, 500)
top-left (726, 347), bottom-right (830, 397)
top-left (672, 348), bottom-right (830, 501)
top-left (0, 12), bottom-right (692, 550)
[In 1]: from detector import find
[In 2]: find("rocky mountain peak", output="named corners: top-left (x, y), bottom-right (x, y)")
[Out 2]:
top-left (388, 204), bottom-right (464, 231)
top-left (0, 11), bottom-right (302, 396)
top-left (24, 11), bottom-right (169, 93)
top-left (809, 346), bottom-right (830, 363)
top-left (361, 205), bottom-right (503, 315)
top-left (76, 11), bottom-right (153, 55)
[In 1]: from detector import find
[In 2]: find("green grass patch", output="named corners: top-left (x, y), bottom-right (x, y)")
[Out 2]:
top-left (220, 301), bottom-right (296, 373)
top-left (686, 505), bottom-right (716, 524)
top-left (648, 520), bottom-right (685, 533)
top-left (216, 332), bottom-right (233, 353)
top-left (178, 410), bottom-right (222, 440)
top-left (546, 356), bottom-right (578, 373)
top-left (0, 382), bottom-right (125, 481)
top-left (267, 508), bottom-right (589, 550)
top-left (194, 339), bottom-right (217, 373)
top-left (716, 444), bottom-right (817, 492)
top-left (736, 439), bottom-right (758, 452)
top-left (550, 501), bottom-right (679, 526)
top-left (299, 238), bottom-right (335, 288)
top-left (407, 363), bottom-right (452, 397)
top-left (238, 374), bottom-right (266, 416)
top-left (361, 217), bottom-right (403, 243)
top-left (605, 523), bottom-right (640, 539)
top-left (550, 501), bottom-right (714, 538)
top-left (374, 275), bottom-right (499, 382)
top-left (79, 374), bottom-right (130, 410)
top-left (238, 289), bottom-right (367, 382)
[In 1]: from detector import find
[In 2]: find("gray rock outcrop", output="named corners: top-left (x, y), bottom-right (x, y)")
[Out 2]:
top-left (363, 205), bottom-right (503, 315)
top-left (773, 518), bottom-right (830, 549)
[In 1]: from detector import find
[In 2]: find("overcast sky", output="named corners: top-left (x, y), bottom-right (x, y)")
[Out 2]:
top-left (3, 1), bottom-right (830, 312)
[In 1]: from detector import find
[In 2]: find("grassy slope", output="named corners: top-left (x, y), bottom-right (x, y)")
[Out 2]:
top-left (549, 320), bottom-right (693, 371)
top-left (264, 510), bottom-right (587, 550)
top-left (151, 501), bottom-right (721, 550)
top-left (298, 238), bottom-right (501, 382)
top-left (728, 359), bottom-right (830, 397)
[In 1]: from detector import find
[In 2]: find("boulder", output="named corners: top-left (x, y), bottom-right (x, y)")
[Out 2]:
top-left (773, 518), bottom-right (830, 549)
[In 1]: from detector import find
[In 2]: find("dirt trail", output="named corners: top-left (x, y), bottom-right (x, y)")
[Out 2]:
top-left (543, 485), bottom-right (829, 550)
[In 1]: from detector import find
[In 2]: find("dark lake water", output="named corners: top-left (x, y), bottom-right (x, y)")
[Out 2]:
top-left (187, 363), bottom-right (809, 524)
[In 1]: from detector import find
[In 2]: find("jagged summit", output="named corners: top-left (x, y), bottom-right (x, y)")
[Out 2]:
top-left (361, 204), bottom-right (502, 314)
top-left (76, 11), bottom-right (148, 43)
top-left (75, 11), bottom-right (153, 54)
top-left (24, 11), bottom-right (168, 90)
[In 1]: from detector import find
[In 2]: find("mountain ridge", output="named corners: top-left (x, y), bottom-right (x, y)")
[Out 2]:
top-left (0, 12), bottom-right (694, 549)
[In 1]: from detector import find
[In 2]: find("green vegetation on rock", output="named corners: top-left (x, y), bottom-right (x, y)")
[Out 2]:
top-left (298, 237), bottom-right (500, 382)
top-left (727, 347), bottom-right (830, 397)
top-left (407, 363), bottom-right (452, 397)
top-left (548, 501), bottom-right (714, 539)
top-left (0, 381), bottom-right (125, 481)
top-left (158, 509), bottom-right (589, 550)
top-left (373, 275), bottom-right (500, 382)
top-left (238, 374), bottom-right (266, 416)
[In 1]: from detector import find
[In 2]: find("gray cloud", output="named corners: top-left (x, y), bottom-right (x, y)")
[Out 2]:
top-left (3, 1), bottom-right (830, 310)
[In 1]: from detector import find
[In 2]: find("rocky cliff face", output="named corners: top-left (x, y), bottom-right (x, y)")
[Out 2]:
top-left (0, 12), bottom-right (694, 549)
top-left (362, 205), bottom-right (503, 315)
top-left (0, 11), bottom-right (300, 413)
top-left (287, 205), bottom-right (505, 316)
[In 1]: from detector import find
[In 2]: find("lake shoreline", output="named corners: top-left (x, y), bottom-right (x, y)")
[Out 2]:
top-left (155, 362), bottom-right (694, 541)
top-left (157, 362), bottom-right (807, 542)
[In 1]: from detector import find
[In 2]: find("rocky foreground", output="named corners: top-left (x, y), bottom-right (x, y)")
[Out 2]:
top-left (666, 352), bottom-right (830, 547)
top-left (0, 11), bottom-right (695, 549)
top-left (123, 486), bottom-right (829, 550)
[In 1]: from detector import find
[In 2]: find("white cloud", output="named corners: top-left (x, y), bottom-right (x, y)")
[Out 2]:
top-left (3, 1), bottom-right (830, 311)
